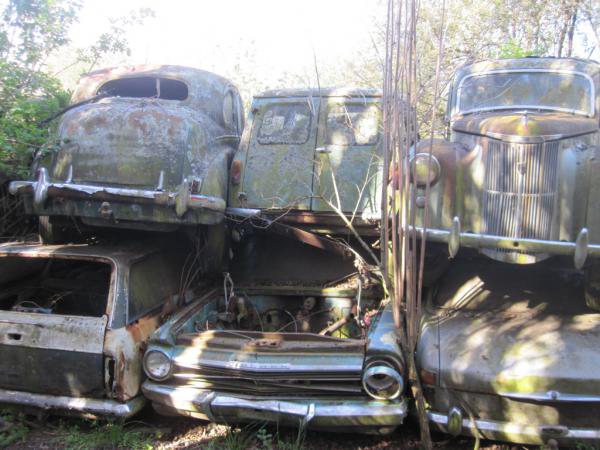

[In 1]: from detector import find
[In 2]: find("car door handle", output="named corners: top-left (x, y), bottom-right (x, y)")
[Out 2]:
top-left (316, 147), bottom-right (331, 154)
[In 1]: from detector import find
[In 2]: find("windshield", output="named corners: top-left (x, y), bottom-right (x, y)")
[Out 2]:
top-left (456, 71), bottom-right (594, 116)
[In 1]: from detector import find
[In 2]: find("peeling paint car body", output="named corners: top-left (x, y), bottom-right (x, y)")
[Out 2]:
top-left (141, 234), bottom-right (408, 434)
top-left (412, 58), bottom-right (600, 267)
top-left (0, 240), bottom-right (195, 417)
top-left (9, 65), bottom-right (243, 234)
top-left (417, 258), bottom-right (600, 445)
top-left (227, 88), bottom-right (383, 235)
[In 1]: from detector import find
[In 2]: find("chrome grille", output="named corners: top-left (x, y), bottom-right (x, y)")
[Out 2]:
top-left (482, 140), bottom-right (559, 241)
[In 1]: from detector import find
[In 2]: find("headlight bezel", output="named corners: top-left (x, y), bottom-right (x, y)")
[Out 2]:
top-left (362, 360), bottom-right (404, 400)
top-left (410, 152), bottom-right (441, 187)
top-left (143, 349), bottom-right (173, 381)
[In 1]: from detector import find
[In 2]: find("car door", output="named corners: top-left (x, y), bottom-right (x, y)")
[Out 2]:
top-left (311, 97), bottom-right (382, 215)
top-left (241, 97), bottom-right (319, 210)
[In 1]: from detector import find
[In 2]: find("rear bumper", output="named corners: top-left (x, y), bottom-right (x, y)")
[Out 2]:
top-left (9, 168), bottom-right (226, 220)
top-left (0, 388), bottom-right (146, 418)
top-left (142, 382), bottom-right (407, 432)
top-left (428, 410), bottom-right (600, 445)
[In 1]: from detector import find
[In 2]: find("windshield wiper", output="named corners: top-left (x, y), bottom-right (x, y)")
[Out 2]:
top-left (40, 92), bottom-right (111, 126)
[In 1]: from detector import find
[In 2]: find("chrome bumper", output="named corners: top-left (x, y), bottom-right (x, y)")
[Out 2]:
top-left (428, 410), bottom-right (600, 445)
top-left (0, 388), bottom-right (146, 417)
top-left (143, 382), bottom-right (407, 430)
top-left (9, 168), bottom-right (226, 217)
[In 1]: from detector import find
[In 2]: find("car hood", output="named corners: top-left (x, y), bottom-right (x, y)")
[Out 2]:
top-left (430, 259), bottom-right (600, 398)
top-left (452, 112), bottom-right (598, 142)
top-left (50, 98), bottom-right (221, 189)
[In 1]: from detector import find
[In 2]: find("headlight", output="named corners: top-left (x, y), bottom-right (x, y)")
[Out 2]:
top-left (411, 153), bottom-right (440, 186)
top-left (362, 362), bottom-right (404, 400)
top-left (143, 350), bottom-right (173, 381)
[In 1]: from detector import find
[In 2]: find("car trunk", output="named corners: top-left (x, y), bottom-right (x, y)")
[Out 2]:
top-left (0, 255), bottom-right (112, 398)
top-left (434, 259), bottom-right (600, 398)
top-left (52, 99), bottom-right (201, 189)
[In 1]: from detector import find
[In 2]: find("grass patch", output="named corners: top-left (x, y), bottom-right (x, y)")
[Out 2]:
top-left (0, 411), bottom-right (29, 448)
top-left (59, 418), bottom-right (160, 450)
top-left (206, 423), bottom-right (306, 450)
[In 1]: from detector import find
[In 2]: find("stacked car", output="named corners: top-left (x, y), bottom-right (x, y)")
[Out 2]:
top-left (411, 57), bottom-right (600, 445)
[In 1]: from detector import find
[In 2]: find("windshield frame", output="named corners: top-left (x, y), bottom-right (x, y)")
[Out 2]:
top-left (453, 69), bottom-right (595, 118)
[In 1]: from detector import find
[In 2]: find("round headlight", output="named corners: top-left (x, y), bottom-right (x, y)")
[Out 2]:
top-left (362, 363), bottom-right (404, 400)
top-left (411, 153), bottom-right (440, 186)
top-left (144, 350), bottom-right (173, 381)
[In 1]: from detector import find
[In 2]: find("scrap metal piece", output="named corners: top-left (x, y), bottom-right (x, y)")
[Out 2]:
top-left (448, 216), bottom-right (461, 258)
top-left (575, 228), bottom-right (589, 269)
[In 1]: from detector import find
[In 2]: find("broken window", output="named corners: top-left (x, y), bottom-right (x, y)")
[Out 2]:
top-left (326, 104), bottom-right (380, 145)
top-left (98, 77), bottom-right (188, 100)
top-left (0, 257), bottom-right (111, 317)
top-left (258, 103), bottom-right (312, 144)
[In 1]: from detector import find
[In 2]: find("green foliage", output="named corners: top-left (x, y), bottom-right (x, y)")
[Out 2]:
top-left (0, 0), bottom-right (152, 179)
top-left (59, 418), bottom-right (157, 450)
top-left (497, 38), bottom-right (548, 59)
top-left (207, 424), bottom-right (306, 450)
top-left (0, 410), bottom-right (29, 448)
top-left (0, 0), bottom-right (78, 178)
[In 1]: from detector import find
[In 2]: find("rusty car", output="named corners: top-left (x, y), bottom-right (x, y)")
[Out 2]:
top-left (414, 57), bottom-right (600, 446)
top-left (418, 257), bottom-right (600, 445)
top-left (411, 57), bottom-right (600, 268)
top-left (0, 239), bottom-right (199, 417)
top-left (9, 65), bottom-right (243, 242)
top-left (141, 232), bottom-right (407, 434)
top-left (227, 87), bottom-right (383, 236)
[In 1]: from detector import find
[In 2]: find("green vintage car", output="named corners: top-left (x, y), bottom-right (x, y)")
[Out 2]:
top-left (10, 65), bottom-right (243, 241)
top-left (412, 57), bottom-right (600, 267)
top-left (141, 233), bottom-right (407, 434)
top-left (227, 88), bottom-right (383, 235)
top-left (415, 57), bottom-right (600, 446)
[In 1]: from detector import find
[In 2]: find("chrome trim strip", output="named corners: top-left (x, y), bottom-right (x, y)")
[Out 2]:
top-left (454, 69), bottom-right (595, 117)
top-left (428, 410), bottom-right (600, 443)
top-left (142, 382), bottom-right (407, 427)
top-left (420, 226), bottom-right (600, 257)
top-left (9, 175), bottom-right (225, 214)
top-left (0, 388), bottom-right (146, 417)
top-left (498, 391), bottom-right (600, 402)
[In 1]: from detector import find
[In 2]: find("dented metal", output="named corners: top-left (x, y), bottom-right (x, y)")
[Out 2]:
top-left (0, 240), bottom-right (194, 417)
top-left (9, 65), bottom-right (242, 231)
top-left (413, 57), bottom-right (600, 265)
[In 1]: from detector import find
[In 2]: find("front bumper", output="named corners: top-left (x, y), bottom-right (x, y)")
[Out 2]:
top-left (0, 388), bottom-right (146, 418)
top-left (143, 382), bottom-right (407, 432)
top-left (9, 168), bottom-right (226, 223)
top-left (428, 410), bottom-right (600, 445)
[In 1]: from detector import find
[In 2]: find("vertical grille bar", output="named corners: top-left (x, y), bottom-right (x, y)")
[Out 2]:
top-left (482, 140), bottom-right (559, 242)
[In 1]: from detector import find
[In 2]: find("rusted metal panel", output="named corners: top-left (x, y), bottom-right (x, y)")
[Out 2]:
top-left (0, 346), bottom-right (104, 397)
top-left (418, 258), bottom-right (600, 445)
top-left (10, 65), bottom-right (242, 230)
top-left (312, 98), bottom-right (382, 213)
top-left (104, 313), bottom-right (160, 401)
top-left (0, 312), bottom-right (107, 353)
top-left (413, 57), bottom-right (600, 265)
top-left (234, 89), bottom-right (383, 218)
top-left (240, 97), bottom-right (319, 210)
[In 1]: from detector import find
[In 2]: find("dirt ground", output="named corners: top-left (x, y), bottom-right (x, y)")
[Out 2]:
top-left (0, 406), bottom-right (531, 450)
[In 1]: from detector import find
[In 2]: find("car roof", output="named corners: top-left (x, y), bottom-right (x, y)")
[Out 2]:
top-left (255, 87), bottom-right (381, 99)
top-left (456, 57), bottom-right (600, 79)
top-left (0, 239), bottom-right (167, 265)
top-left (71, 64), bottom-right (237, 105)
